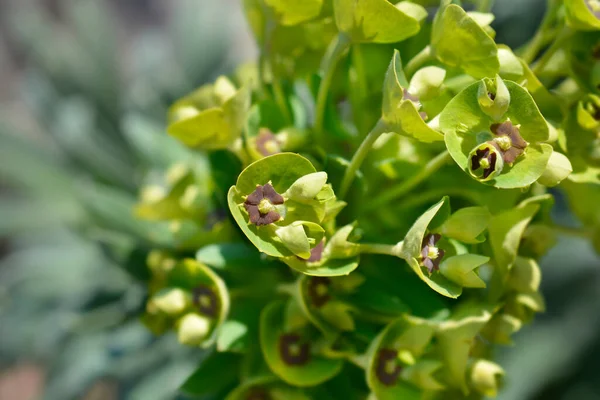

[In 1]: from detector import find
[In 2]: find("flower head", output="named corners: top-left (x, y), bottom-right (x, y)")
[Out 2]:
top-left (491, 121), bottom-right (528, 164)
top-left (421, 233), bottom-right (445, 273)
top-left (307, 276), bottom-right (331, 308)
top-left (192, 285), bottom-right (219, 318)
top-left (375, 348), bottom-right (402, 386)
top-left (244, 183), bottom-right (284, 226)
top-left (255, 128), bottom-right (282, 157)
top-left (279, 333), bottom-right (311, 366)
top-left (468, 142), bottom-right (504, 181)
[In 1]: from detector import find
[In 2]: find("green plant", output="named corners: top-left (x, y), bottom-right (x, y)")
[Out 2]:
top-left (133, 0), bottom-right (600, 398)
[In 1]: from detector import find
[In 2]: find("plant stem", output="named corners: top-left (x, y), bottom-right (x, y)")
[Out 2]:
top-left (314, 33), bottom-right (351, 135)
top-left (339, 119), bottom-right (388, 199)
top-left (272, 78), bottom-right (292, 124)
top-left (404, 45), bottom-right (433, 79)
top-left (359, 242), bottom-right (402, 257)
top-left (351, 43), bottom-right (369, 133)
top-left (531, 29), bottom-right (572, 76)
top-left (551, 224), bottom-right (593, 239)
top-left (518, 0), bottom-right (561, 64)
top-left (362, 150), bottom-right (451, 213)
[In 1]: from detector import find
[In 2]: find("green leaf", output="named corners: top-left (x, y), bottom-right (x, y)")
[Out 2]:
top-left (439, 254), bottom-right (488, 288)
top-left (431, 4), bottom-right (499, 78)
top-left (265, 0), bottom-right (323, 26)
top-left (408, 66), bottom-right (446, 101)
top-left (441, 80), bottom-right (552, 188)
top-left (439, 206), bottom-right (491, 244)
top-left (259, 301), bottom-right (344, 387)
top-left (469, 359), bottom-right (505, 398)
top-left (179, 352), bottom-right (242, 396)
top-left (508, 256), bottom-right (541, 293)
top-left (382, 51), bottom-right (444, 143)
top-left (565, 0), bottom-right (600, 31)
top-left (333, 0), bottom-right (425, 44)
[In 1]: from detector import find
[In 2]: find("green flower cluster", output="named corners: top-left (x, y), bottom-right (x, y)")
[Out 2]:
top-left (133, 0), bottom-right (600, 398)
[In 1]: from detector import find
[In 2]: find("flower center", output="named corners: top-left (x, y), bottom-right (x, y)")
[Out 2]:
top-left (494, 135), bottom-right (512, 151)
top-left (479, 157), bottom-right (490, 169)
top-left (258, 198), bottom-right (275, 214)
top-left (427, 246), bottom-right (440, 260)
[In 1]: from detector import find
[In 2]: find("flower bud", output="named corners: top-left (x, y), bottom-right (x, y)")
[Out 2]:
top-left (477, 75), bottom-right (510, 121)
top-left (537, 151), bottom-right (573, 187)
top-left (284, 172), bottom-right (328, 201)
top-left (275, 223), bottom-right (311, 259)
top-left (177, 313), bottom-right (211, 346)
top-left (469, 359), bottom-right (504, 397)
top-left (408, 66), bottom-right (446, 101)
top-left (468, 142), bottom-right (504, 181)
top-left (150, 287), bottom-right (191, 316)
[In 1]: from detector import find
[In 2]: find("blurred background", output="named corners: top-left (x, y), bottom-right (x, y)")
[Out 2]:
top-left (0, 0), bottom-right (598, 399)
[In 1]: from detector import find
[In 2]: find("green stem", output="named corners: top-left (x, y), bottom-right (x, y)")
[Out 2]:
top-left (272, 78), bottom-right (292, 124)
top-left (551, 224), bottom-right (593, 239)
top-left (362, 151), bottom-right (451, 213)
top-left (404, 45), bottom-right (433, 79)
top-left (518, 0), bottom-right (561, 64)
top-left (532, 27), bottom-right (572, 75)
top-left (477, 0), bottom-right (495, 12)
top-left (351, 43), bottom-right (369, 133)
top-left (359, 242), bottom-right (402, 257)
top-left (339, 119), bottom-right (388, 199)
top-left (314, 33), bottom-right (351, 135)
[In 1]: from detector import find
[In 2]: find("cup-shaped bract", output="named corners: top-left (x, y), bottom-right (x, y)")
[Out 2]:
top-left (143, 258), bottom-right (230, 348)
top-left (477, 75), bottom-right (510, 121)
top-left (228, 153), bottom-right (335, 259)
top-left (259, 300), bottom-right (344, 387)
top-left (382, 50), bottom-right (444, 143)
top-left (400, 198), bottom-right (490, 298)
top-left (333, 0), bottom-right (426, 44)
top-left (365, 316), bottom-right (436, 399)
top-left (440, 79), bottom-right (553, 188)
top-left (168, 76), bottom-right (251, 150)
top-left (435, 305), bottom-right (493, 393)
top-left (264, 0), bottom-right (324, 26)
top-left (281, 224), bottom-right (360, 276)
top-left (565, 0), bottom-right (600, 31)
top-left (431, 3), bottom-right (499, 79)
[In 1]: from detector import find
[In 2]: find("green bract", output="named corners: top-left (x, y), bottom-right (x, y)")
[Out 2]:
top-left (565, 0), bottom-right (600, 30)
top-left (441, 79), bottom-right (553, 188)
top-left (381, 50), bottom-right (444, 143)
top-left (228, 153), bottom-right (334, 259)
top-left (168, 76), bottom-right (251, 150)
top-left (431, 3), bottom-right (499, 79)
top-left (333, 0), bottom-right (426, 44)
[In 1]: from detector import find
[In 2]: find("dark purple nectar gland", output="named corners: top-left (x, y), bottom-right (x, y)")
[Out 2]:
top-left (192, 285), bottom-right (219, 318)
top-left (244, 183), bottom-right (284, 226)
top-left (255, 128), bottom-right (282, 157)
top-left (421, 233), bottom-right (445, 273)
top-left (298, 239), bottom-right (325, 263)
top-left (375, 348), bottom-right (402, 386)
top-left (307, 276), bottom-right (332, 308)
top-left (278, 333), bottom-right (311, 366)
top-left (490, 121), bottom-right (528, 164)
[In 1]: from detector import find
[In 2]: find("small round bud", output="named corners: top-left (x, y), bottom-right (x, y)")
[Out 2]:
top-left (177, 313), bottom-right (211, 346)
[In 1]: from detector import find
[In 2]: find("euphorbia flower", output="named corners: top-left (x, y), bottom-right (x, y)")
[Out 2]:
top-left (469, 142), bottom-right (504, 181)
top-left (375, 348), bottom-right (403, 386)
top-left (243, 183), bottom-right (284, 226)
top-left (278, 333), bottom-right (311, 366)
top-left (306, 276), bottom-right (331, 308)
top-left (490, 121), bottom-right (528, 164)
top-left (420, 233), bottom-right (445, 273)
top-left (192, 285), bottom-right (219, 318)
top-left (255, 128), bottom-right (282, 157)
